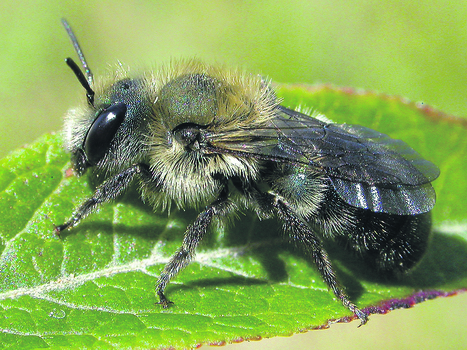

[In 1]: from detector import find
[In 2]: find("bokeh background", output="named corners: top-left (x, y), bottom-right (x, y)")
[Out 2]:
top-left (0, 0), bottom-right (465, 349)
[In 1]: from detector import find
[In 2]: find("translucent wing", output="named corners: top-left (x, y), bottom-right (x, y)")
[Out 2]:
top-left (209, 106), bottom-right (439, 215)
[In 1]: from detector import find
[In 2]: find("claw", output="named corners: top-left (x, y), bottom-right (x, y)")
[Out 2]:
top-left (355, 309), bottom-right (369, 327)
top-left (157, 291), bottom-right (174, 309)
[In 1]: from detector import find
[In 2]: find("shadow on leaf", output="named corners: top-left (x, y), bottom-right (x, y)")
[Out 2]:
top-left (56, 183), bottom-right (467, 303)
top-left (325, 229), bottom-right (467, 291)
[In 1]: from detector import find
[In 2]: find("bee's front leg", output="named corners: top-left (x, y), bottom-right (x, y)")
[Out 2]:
top-left (55, 163), bottom-right (153, 234)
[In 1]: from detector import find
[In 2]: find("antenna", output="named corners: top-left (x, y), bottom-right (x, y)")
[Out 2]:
top-left (62, 18), bottom-right (95, 105)
top-left (62, 18), bottom-right (94, 86)
top-left (65, 58), bottom-right (95, 106)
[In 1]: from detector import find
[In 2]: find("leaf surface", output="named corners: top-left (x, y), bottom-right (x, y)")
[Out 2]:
top-left (0, 85), bottom-right (466, 349)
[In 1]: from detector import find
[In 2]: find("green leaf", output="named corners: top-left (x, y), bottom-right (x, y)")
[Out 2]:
top-left (0, 85), bottom-right (466, 349)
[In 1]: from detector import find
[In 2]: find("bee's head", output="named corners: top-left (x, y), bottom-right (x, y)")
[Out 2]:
top-left (63, 69), bottom-right (153, 176)
top-left (61, 20), bottom-right (152, 176)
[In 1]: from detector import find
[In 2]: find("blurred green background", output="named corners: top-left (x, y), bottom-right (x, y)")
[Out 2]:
top-left (0, 0), bottom-right (465, 349)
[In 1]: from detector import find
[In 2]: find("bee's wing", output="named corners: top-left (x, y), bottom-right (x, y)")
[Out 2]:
top-left (209, 106), bottom-right (439, 215)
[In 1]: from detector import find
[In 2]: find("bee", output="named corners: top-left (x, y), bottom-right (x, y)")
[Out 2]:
top-left (56, 19), bottom-right (439, 326)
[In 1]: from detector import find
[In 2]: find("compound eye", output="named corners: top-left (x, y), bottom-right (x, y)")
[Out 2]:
top-left (84, 102), bottom-right (127, 165)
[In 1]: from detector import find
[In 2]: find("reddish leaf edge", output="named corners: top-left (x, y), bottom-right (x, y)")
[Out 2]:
top-left (337, 288), bottom-right (466, 326)
top-left (279, 83), bottom-right (467, 128)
